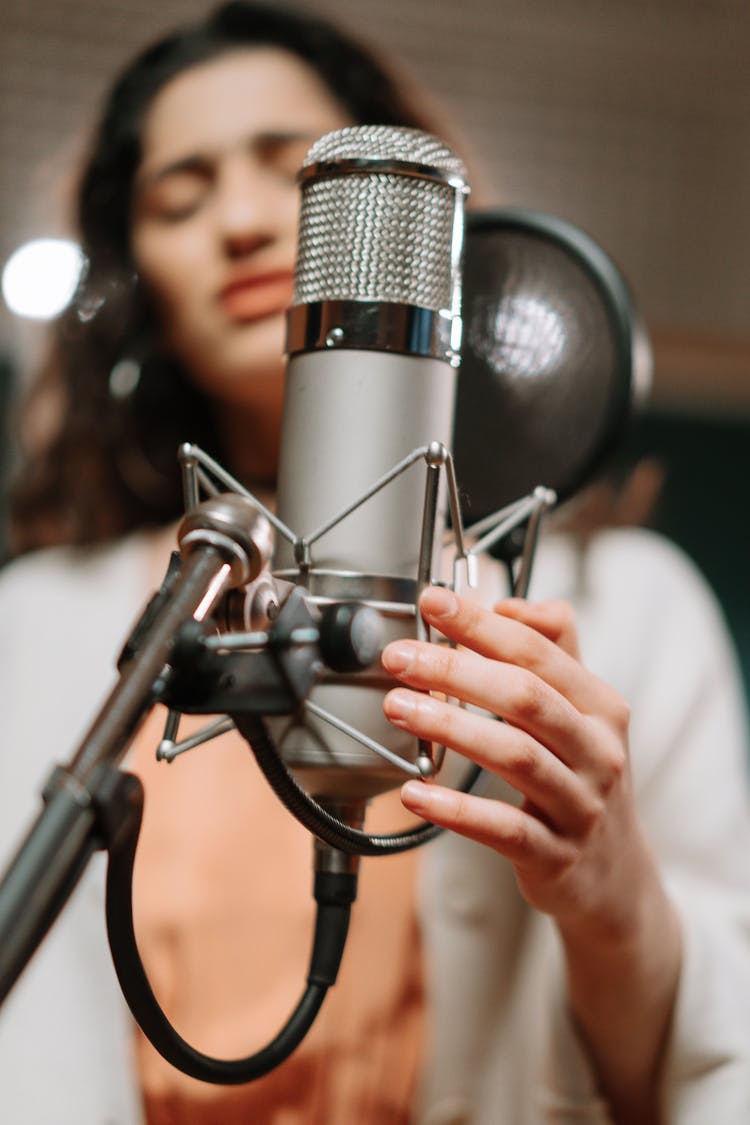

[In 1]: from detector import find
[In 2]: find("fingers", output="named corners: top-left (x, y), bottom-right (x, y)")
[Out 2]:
top-left (415, 584), bottom-right (626, 722)
top-left (381, 584), bottom-right (630, 788)
top-left (400, 780), bottom-right (572, 875)
top-left (385, 687), bottom-right (601, 835)
top-left (495, 598), bottom-right (580, 659)
top-left (382, 640), bottom-right (597, 773)
top-left (383, 587), bottom-right (640, 937)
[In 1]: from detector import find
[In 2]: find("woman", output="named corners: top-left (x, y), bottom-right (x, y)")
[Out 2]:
top-left (2, 4), bottom-right (750, 1123)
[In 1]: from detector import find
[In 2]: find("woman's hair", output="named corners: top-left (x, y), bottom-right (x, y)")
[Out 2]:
top-left (8, 1), bottom-right (446, 555)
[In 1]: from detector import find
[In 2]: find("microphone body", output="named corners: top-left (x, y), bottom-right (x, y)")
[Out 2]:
top-left (272, 126), bottom-right (468, 801)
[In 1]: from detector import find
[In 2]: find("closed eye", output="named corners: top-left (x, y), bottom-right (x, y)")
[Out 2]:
top-left (136, 160), bottom-right (212, 221)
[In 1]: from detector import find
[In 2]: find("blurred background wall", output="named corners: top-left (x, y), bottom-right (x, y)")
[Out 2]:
top-left (1, 0), bottom-right (749, 691)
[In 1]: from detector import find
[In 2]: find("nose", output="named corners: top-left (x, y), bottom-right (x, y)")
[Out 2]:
top-left (214, 154), bottom-right (293, 257)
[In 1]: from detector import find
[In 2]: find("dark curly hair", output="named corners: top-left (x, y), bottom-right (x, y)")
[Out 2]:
top-left (8, 2), bottom-right (446, 555)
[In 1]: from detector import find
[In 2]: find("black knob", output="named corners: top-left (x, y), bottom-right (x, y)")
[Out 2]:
top-left (318, 603), bottom-right (383, 673)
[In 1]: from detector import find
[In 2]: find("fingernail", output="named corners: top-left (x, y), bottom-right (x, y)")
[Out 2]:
top-left (402, 782), bottom-right (453, 820)
top-left (384, 689), bottom-right (417, 722)
top-left (401, 780), bottom-right (429, 812)
top-left (420, 585), bottom-right (458, 619)
top-left (382, 643), bottom-right (416, 674)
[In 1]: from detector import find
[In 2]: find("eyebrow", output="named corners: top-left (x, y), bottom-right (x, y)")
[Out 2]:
top-left (136, 129), bottom-right (321, 192)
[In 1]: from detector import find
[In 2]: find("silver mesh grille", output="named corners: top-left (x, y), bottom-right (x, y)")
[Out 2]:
top-left (301, 125), bottom-right (466, 176)
top-left (293, 126), bottom-right (466, 311)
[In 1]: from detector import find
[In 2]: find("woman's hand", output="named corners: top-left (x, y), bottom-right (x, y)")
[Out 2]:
top-left (383, 584), bottom-right (639, 931)
top-left (382, 584), bottom-right (681, 1123)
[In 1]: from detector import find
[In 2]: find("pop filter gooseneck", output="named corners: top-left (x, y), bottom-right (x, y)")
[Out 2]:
top-left (453, 208), bottom-right (646, 532)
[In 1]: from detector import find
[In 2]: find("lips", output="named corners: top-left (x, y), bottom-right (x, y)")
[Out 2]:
top-left (219, 270), bottom-right (295, 322)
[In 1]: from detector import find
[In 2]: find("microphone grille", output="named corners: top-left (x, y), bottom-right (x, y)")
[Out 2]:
top-left (293, 126), bottom-right (467, 311)
top-left (301, 125), bottom-right (466, 174)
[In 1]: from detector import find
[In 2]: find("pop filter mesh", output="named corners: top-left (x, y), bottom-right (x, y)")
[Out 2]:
top-left (453, 209), bottom-right (637, 522)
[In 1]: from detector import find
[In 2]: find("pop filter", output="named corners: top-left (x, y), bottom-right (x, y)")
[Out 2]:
top-left (453, 208), bottom-right (647, 526)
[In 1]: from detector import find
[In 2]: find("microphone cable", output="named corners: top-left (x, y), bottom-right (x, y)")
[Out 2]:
top-left (104, 764), bottom-right (357, 1084)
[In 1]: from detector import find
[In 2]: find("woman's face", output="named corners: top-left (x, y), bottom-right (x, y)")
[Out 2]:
top-left (131, 48), bottom-right (352, 419)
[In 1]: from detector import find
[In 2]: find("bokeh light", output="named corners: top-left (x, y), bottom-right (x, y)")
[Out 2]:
top-left (2, 238), bottom-right (85, 320)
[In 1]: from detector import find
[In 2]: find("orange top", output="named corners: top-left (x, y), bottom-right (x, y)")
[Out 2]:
top-left (128, 707), bottom-right (425, 1125)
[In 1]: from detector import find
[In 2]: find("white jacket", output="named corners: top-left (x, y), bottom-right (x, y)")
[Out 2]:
top-left (1, 526), bottom-right (749, 1123)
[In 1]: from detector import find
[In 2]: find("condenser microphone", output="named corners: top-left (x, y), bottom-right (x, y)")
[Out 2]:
top-left (272, 126), bottom-right (469, 804)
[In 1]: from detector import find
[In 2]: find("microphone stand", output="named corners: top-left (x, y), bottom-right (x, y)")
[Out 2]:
top-left (0, 490), bottom-right (382, 1082)
top-left (0, 540), bottom-right (235, 1004)
top-left (0, 492), bottom-right (325, 1006)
